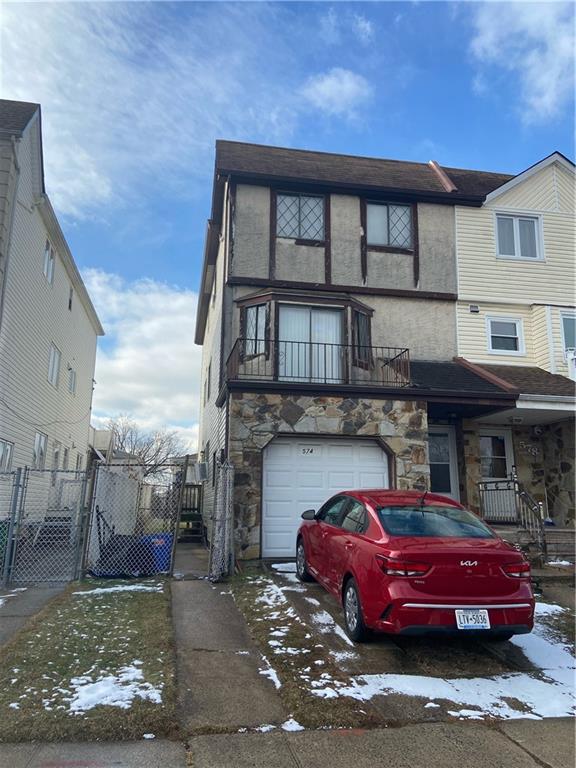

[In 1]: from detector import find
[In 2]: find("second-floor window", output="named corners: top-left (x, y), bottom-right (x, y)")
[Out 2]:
top-left (487, 317), bottom-right (524, 355)
top-left (43, 240), bottom-right (55, 284)
top-left (277, 193), bottom-right (324, 241)
top-left (0, 438), bottom-right (13, 471)
top-left (496, 214), bottom-right (541, 260)
top-left (352, 310), bottom-right (372, 367)
top-left (68, 286), bottom-right (74, 311)
top-left (242, 303), bottom-right (268, 357)
top-left (561, 312), bottom-right (575, 357)
top-left (366, 202), bottom-right (412, 249)
top-left (204, 362), bottom-right (211, 404)
top-left (33, 432), bottom-right (48, 469)
top-left (68, 367), bottom-right (77, 394)
top-left (48, 343), bottom-right (61, 387)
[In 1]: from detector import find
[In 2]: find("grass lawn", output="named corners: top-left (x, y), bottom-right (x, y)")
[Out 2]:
top-left (0, 579), bottom-right (178, 742)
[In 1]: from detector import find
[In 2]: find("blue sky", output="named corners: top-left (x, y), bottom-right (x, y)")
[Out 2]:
top-left (2, 1), bottom-right (574, 448)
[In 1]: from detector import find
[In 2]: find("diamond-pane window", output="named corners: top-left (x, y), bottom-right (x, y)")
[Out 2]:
top-left (366, 203), bottom-right (412, 249)
top-left (277, 193), bottom-right (324, 240)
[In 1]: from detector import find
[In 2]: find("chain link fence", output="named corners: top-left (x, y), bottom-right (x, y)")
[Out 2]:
top-left (84, 463), bottom-right (186, 578)
top-left (208, 459), bottom-right (235, 582)
top-left (7, 469), bottom-right (88, 585)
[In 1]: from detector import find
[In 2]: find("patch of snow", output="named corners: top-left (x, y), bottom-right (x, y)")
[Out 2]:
top-left (9, 702), bottom-right (19, 709)
top-left (546, 560), bottom-right (572, 567)
top-left (271, 562), bottom-right (297, 573)
top-left (331, 650), bottom-right (359, 663)
top-left (259, 655), bottom-right (282, 689)
top-left (255, 724), bottom-right (276, 733)
top-left (282, 717), bottom-right (305, 732)
top-left (67, 664), bottom-right (162, 713)
top-left (143, 733), bottom-right (155, 739)
top-left (255, 581), bottom-right (288, 609)
top-left (425, 702), bottom-right (441, 709)
top-left (534, 602), bottom-right (566, 616)
top-left (10, 588), bottom-right (27, 593)
top-left (304, 597), bottom-right (321, 606)
top-left (310, 610), bottom-right (354, 647)
top-left (73, 584), bottom-right (163, 596)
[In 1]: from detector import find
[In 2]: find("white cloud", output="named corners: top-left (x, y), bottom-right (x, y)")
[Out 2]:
top-left (352, 14), bottom-right (374, 44)
top-left (470, 2), bottom-right (575, 123)
top-left (84, 269), bottom-right (200, 451)
top-left (0, 2), bottom-right (299, 218)
top-left (319, 7), bottom-right (341, 45)
top-left (301, 68), bottom-right (373, 117)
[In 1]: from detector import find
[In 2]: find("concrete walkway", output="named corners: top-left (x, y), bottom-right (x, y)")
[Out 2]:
top-left (0, 739), bottom-right (187, 767)
top-left (0, 586), bottom-right (63, 647)
top-left (171, 543), bottom-right (287, 733)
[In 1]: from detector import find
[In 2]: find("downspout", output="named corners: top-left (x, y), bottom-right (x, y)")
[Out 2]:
top-left (0, 136), bottom-right (22, 333)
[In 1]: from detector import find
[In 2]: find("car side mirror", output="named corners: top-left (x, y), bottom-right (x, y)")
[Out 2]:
top-left (301, 509), bottom-right (316, 520)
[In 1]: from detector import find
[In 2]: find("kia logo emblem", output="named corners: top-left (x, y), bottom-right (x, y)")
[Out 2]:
top-left (460, 560), bottom-right (478, 567)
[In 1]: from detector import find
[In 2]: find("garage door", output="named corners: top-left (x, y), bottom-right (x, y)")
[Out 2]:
top-left (262, 438), bottom-right (389, 558)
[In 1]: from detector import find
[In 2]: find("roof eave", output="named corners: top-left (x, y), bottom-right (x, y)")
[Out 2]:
top-left (484, 151), bottom-right (575, 204)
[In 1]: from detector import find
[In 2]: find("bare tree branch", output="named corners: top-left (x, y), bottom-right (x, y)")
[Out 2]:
top-left (106, 415), bottom-right (186, 476)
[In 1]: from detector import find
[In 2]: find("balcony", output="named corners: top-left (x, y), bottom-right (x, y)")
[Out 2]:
top-left (226, 339), bottom-right (411, 388)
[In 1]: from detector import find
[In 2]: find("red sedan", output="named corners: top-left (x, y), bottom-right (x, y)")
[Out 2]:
top-left (295, 490), bottom-right (534, 642)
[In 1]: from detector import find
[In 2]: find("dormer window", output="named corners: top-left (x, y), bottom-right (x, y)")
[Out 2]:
top-left (366, 202), bottom-right (412, 249)
top-left (277, 193), bottom-right (324, 241)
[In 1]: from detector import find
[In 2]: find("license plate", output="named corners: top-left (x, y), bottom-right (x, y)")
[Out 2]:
top-left (455, 609), bottom-right (490, 630)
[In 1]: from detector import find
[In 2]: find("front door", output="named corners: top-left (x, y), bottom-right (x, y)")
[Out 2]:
top-left (479, 428), bottom-right (516, 522)
top-left (278, 305), bottom-right (342, 383)
top-left (428, 426), bottom-right (460, 501)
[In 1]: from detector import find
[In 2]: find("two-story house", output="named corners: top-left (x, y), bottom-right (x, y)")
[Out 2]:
top-left (0, 100), bottom-right (104, 475)
top-left (451, 152), bottom-right (575, 527)
top-left (195, 141), bottom-right (565, 560)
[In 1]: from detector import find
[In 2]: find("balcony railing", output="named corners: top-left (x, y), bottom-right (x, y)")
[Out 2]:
top-left (226, 338), bottom-right (411, 388)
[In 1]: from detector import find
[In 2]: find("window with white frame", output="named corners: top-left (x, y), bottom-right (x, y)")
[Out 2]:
top-left (277, 193), bottom-right (324, 241)
top-left (487, 317), bottom-right (524, 354)
top-left (68, 367), bottom-right (77, 394)
top-left (561, 312), bottom-right (576, 356)
top-left (0, 438), bottom-right (13, 471)
top-left (52, 440), bottom-right (61, 470)
top-left (43, 240), bottom-right (55, 283)
top-left (496, 214), bottom-right (541, 260)
top-left (366, 202), bottom-right (412, 249)
top-left (75, 453), bottom-right (83, 472)
top-left (33, 432), bottom-right (48, 469)
top-left (68, 286), bottom-right (74, 311)
top-left (63, 447), bottom-right (69, 470)
top-left (48, 343), bottom-right (61, 387)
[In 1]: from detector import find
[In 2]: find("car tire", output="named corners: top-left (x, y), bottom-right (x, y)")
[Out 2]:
top-left (343, 578), bottom-right (369, 643)
top-left (296, 539), bottom-right (314, 582)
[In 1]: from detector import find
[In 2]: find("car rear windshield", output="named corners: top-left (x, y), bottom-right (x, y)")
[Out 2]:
top-left (377, 505), bottom-right (495, 538)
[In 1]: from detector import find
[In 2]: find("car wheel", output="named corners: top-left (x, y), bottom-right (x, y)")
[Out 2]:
top-left (343, 578), bottom-right (369, 642)
top-left (296, 539), bottom-right (314, 582)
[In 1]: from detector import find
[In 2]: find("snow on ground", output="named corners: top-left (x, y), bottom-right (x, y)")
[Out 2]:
top-left (310, 609), bottom-right (354, 647)
top-left (271, 563), bottom-right (297, 573)
top-left (259, 655), bottom-right (282, 689)
top-left (546, 560), bottom-right (573, 567)
top-left (66, 663), bottom-right (162, 714)
top-left (73, 584), bottom-right (164, 596)
top-left (282, 717), bottom-right (305, 731)
top-left (309, 602), bottom-right (575, 720)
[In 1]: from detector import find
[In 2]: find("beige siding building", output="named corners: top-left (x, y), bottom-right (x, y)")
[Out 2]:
top-left (0, 100), bottom-right (104, 473)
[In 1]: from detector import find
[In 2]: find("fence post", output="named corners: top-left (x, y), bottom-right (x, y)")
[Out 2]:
top-left (2, 467), bottom-right (21, 587)
top-left (168, 455), bottom-right (190, 577)
top-left (71, 469), bottom-right (90, 581)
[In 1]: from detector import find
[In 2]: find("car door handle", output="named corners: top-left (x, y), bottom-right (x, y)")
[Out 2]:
top-left (344, 541), bottom-right (354, 550)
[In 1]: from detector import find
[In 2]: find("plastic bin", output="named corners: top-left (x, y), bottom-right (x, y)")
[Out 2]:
top-left (139, 533), bottom-right (173, 573)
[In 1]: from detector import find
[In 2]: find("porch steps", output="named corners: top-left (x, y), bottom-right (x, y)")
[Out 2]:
top-left (494, 526), bottom-right (575, 562)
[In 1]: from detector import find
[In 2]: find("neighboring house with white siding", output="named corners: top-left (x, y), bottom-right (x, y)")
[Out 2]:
top-left (196, 141), bottom-right (576, 561)
top-left (0, 100), bottom-right (104, 473)
top-left (453, 152), bottom-right (575, 526)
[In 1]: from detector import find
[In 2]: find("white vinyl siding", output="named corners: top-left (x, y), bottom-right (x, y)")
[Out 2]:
top-left (48, 343), bottom-right (61, 387)
top-left (0, 118), bottom-right (99, 469)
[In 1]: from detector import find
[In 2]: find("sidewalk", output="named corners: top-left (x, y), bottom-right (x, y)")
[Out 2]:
top-left (0, 739), bottom-right (187, 767)
top-left (171, 543), bottom-right (287, 732)
top-left (0, 586), bottom-right (63, 647)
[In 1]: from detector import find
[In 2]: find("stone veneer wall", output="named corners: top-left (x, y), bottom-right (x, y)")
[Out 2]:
top-left (228, 392), bottom-right (430, 558)
top-left (541, 419), bottom-right (575, 526)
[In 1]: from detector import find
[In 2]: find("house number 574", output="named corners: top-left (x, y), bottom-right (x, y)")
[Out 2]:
top-left (301, 448), bottom-right (314, 455)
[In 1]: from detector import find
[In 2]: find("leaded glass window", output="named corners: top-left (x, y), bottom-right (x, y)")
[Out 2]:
top-left (277, 193), bottom-right (324, 240)
top-left (366, 203), bottom-right (412, 249)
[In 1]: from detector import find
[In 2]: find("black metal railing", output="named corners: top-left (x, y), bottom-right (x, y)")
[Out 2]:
top-left (227, 338), bottom-right (411, 388)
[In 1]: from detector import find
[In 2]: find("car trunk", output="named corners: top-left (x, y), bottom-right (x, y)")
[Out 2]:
top-left (387, 536), bottom-right (526, 598)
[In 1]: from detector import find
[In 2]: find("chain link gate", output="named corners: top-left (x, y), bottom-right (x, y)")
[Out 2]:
top-left (84, 463), bottom-right (187, 578)
top-left (208, 459), bottom-right (235, 582)
top-left (2, 468), bottom-right (89, 585)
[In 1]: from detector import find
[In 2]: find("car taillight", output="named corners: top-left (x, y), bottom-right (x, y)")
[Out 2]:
top-left (376, 555), bottom-right (430, 577)
top-left (501, 561), bottom-right (531, 578)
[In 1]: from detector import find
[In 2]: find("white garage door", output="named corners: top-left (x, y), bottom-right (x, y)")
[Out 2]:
top-left (262, 438), bottom-right (389, 558)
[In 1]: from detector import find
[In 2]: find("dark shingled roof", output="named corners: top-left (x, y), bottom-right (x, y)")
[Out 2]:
top-left (410, 361), bottom-right (506, 394)
top-left (0, 99), bottom-right (39, 135)
top-left (215, 141), bottom-right (514, 199)
top-left (479, 365), bottom-right (576, 398)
